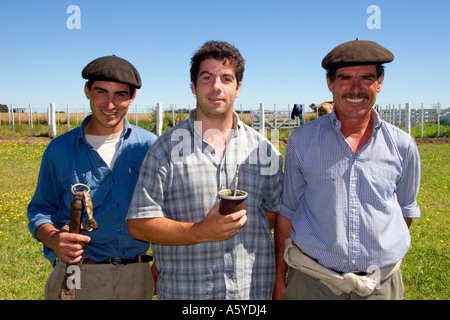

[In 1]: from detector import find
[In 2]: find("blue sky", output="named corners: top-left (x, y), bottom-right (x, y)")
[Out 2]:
top-left (1, 0), bottom-right (449, 112)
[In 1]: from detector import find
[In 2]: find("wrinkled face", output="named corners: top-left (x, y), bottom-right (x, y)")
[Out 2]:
top-left (191, 58), bottom-right (241, 120)
top-left (84, 80), bottom-right (135, 135)
top-left (327, 65), bottom-right (383, 122)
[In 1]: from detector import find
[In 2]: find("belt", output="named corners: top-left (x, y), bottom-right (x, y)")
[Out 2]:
top-left (291, 241), bottom-right (367, 276)
top-left (82, 255), bottom-right (153, 265)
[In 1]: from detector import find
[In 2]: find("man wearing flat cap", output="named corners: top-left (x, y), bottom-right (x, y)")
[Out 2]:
top-left (274, 40), bottom-right (421, 300)
top-left (28, 55), bottom-right (157, 299)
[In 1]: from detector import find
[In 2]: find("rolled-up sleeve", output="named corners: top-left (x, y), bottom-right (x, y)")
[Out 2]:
top-left (280, 136), bottom-right (305, 221)
top-left (396, 141), bottom-right (421, 219)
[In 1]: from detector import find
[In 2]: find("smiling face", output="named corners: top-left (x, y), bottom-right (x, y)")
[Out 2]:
top-left (84, 80), bottom-right (136, 135)
top-left (191, 58), bottom-right (241, 121)
top-left (327, 65), bottom-right (383, 123)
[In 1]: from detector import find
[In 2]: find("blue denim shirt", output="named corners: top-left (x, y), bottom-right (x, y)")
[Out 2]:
top-left (27, 116), bottom-right (157, 266)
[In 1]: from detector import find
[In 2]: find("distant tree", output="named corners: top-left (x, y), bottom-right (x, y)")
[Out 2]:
top-left (0, 104), bottom-right (8, 113)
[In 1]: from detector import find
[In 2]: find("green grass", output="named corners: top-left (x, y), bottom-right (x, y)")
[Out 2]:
top-left (402, 144), bottom-right (450, 299)
top-left (0, 142), bottom-right (52, 299)
top-left (0, 126), bottom-right (448, 299)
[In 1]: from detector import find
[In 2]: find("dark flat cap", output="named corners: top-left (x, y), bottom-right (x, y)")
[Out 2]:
top-left (82, 55), bottom-right (142, 89)
top-left (321, 40), bottom-right (394, 70)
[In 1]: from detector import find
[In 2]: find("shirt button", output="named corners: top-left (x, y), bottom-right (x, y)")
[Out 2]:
top-left (352, 234), bottom-right (356, 239)
top-left (352, 260), bottom-right (356, 264)
top-left (118, 227), bottom-right (123, 232)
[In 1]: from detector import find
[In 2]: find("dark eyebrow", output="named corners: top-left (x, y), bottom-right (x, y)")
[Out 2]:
top-left (93, 86), bottom-right (129, 95)
top-left (198, 70), bottom-right (235, 79)
top-left (199, 71), bottom-right (213, 78)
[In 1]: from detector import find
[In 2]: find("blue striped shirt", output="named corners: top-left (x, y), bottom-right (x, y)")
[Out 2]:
top-left (127, 110), bottom-right (284, 299)
top-left (281, 109), bottom-right (421, 273)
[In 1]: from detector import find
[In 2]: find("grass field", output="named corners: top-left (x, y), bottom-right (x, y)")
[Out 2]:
top-left (0, 124), bottom-right (448, 300)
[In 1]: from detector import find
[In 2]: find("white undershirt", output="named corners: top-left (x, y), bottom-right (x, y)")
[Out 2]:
top-left (85, 130), bottom-right (123, 168)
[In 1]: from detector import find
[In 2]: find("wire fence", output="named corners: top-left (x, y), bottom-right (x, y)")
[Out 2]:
top-left (1, 102), bottom-right (448, 139)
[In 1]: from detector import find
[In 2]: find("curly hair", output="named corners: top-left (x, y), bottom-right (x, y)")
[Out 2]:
top-left (190, 41), bottom-right (245, 88)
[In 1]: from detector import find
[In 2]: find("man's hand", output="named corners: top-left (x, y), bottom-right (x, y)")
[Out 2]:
top-left (194, 202), bottom-right (247, 242)
top-left (36, 223), bottom-right (91, 264)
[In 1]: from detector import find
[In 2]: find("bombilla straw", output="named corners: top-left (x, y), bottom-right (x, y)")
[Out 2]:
top-left (233, 164), bottom-right (240, 196)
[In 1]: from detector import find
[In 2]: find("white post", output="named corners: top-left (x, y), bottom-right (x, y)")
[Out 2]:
top-left (288, 104), bottom-right (291, 134)
top-left (171, 104), bottom-right (175, 127)
top-left (421, 103), bottom-right (424, 138)
top-left (259, 103), bottom-right (265, 137)
top-left (436, 103), bottom-right (440, 137)
top-left (29, 103), bottom-right (34, 137)
top-left (156, 103), bottom-right (163, 136)
top-left (67, 104), bottom-right (70, 131)
top-left (274, 104), bottom-right (277, 130)
top-left (405, 102), bottom-right (411, 135)
top-left (50, 102), bottom-right (57, 138)
top-left (135, 104), bottom-right (138, 126)
top-left (10, 104), bottom-right (16, 137)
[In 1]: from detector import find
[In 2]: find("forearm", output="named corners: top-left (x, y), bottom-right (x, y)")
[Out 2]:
top-left (127, 204), bottom-right (247, 245)
top-left (274, 214), bottom-right (292, 280)
top-left (35, 223), bottom-right (60, 250)
top-left (127, 217), bottom-right (204, 245)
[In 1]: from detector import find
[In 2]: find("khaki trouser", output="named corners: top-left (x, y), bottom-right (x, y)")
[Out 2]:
top-left (45, 259), bottom-right (155, 300)
top-left (283, 238), bottom-right (404, 300)
top-left (284, 267), bottom-right (404, 300)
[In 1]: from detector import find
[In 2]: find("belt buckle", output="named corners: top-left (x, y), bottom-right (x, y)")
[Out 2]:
top-left (109, 257), bottom-right (122, 265)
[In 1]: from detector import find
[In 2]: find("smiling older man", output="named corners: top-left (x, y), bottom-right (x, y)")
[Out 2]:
top-left (274, 40), bottom-right (421, 300)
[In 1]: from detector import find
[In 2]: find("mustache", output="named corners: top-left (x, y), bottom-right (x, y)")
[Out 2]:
top-left (343, 94), bottom-right (369, 99)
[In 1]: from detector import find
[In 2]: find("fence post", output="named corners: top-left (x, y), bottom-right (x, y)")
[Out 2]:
top-left (156, 103), bottom-right (163, 136)
top-left (134, 104), bottom-right (138, 126)
top-left (421, 103), bottom-right (424, 138)
top-left (67, 104), bottom-right (70, 131)
top-left (405, 102), bottom-right (411, 135)
top-left (171, 104), bottom-right (175, 126)
top-left (437, 103), bottom-right (440, 137)
top-left (29, 103), bottom-right (34, 137)
top-left (10, 104), bottom-right (16, 138)
top-left (259, 103), bottom-right (265, 137)
top-left (50, 102), bottom-right (57, 138)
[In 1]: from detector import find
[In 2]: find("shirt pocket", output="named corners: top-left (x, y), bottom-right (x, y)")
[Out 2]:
top-left (238, 164), bottom-right (262, 200)
top-left (361, 165), bottom-right (400, 208)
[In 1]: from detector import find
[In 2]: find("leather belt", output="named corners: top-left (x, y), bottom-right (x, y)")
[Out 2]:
top-left (82, 255), bottom-right (153, 265)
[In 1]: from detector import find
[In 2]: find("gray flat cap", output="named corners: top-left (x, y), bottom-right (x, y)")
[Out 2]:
top-left (322, 40), bottom-right (394, 70)
top-left (82, 55), bottom-right (142, 89)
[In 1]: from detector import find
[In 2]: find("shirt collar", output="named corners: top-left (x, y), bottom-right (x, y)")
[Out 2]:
top-left (187, 108), bottom-right (243, 136)
top-left (330, 106), bottom-right (383, 130)
top-left (76, 115), bottom-right (132, 148)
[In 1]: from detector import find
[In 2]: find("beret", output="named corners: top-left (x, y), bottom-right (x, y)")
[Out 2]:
top-left (321, 40), bottom-right (394, 70)
top-left (82, 55), bottom-right (142, 89)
